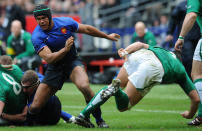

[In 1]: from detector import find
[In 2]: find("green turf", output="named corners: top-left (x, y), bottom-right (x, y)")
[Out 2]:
top-left (0, 83), bottom-right (202, 131)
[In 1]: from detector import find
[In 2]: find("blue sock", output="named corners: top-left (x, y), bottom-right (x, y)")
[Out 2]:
top-left (86, 100), bottom-right (103, 123)
top-left (61, 111), bottom-right (72, 121)
top-left (92, 107), bottom-right (103, 123)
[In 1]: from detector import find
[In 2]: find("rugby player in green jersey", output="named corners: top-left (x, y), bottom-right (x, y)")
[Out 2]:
top-left (74, 42), bottom-right (200, 128)
top-left (0, 55), bottom-right (27, 125)
top-left (175, 0), bottom-right (202, 125)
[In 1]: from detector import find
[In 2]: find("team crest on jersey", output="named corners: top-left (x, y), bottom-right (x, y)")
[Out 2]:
top-left (61, 27), bottom-right (67, 34)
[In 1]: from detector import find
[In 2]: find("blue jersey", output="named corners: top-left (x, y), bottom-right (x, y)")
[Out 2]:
top-left (31, 17), bottom-right (79, 62)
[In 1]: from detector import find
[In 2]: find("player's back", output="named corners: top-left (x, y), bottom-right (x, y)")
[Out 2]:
top-left (0, 65), bottom-right (27, 114)
top-left (148, 46), bottom-right (187, 84)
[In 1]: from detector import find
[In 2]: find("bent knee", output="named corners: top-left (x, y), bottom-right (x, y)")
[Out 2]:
top-left (30, 99), bottom-right (44, 113)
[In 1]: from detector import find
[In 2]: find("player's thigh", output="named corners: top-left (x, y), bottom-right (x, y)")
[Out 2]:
top-left (32, 83), bottom-right (57, 108)
top-left (191, 60), bottom-right (202, 80)
top-left (124, 81), bottom-right (143, 107)
top-left (70, 66), bottom-right (89, 87)
top-left (70, 66), bottom-right (94, 99)
top-left (116, 67), bottom-right (129, 89)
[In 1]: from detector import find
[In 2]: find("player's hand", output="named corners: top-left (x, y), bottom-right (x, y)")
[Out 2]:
top-left (181, 111), bottom-right (193, 119)
top-left (165, 35), bottom-right (173, 42)
top-left (174, 39), bottom-right (184, 52)
top-left (107, 33), bottom-right (120, 41)
top-left (65, 36), bottom-right (74, 52)
top-left (118, 48), bottom-right (128, 61)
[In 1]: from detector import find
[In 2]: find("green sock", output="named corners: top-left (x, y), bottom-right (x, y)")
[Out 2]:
top-left (115, 89), bottom-right (129, 110)
top-left (194, 79), bottom-right (202, 117)
top-left (80, 86), bottom-right (108, 118)
top-left (198, 103), bottom-right (202, 117)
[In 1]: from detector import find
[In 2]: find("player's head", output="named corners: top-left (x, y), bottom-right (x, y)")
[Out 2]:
top-left (33, 4), bottom-right (52, 30)
top-left (0, 55), bottom-right (13, 70)
top-left (173, 50), bottom-right (182, 62)
top-left (135, 21), bottom-right (146, 37)
top-left (21, 70), bottom-right (40, 95)
top-left (11, 20), bottom-right (22, 37)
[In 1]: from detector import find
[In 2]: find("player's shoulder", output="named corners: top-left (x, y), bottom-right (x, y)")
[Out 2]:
top-left (53, 17), bottom-right (77, 26)
top-left (32, 26), bottom-right (47, 40)
top-left (22, 30), bottom-right (31, 39)
top-left (53, 17), bottom-right (74, 22)
top-left (12, 64), bottom-right (23, 73)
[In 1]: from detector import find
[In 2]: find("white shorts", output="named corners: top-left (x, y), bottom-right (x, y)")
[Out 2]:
top-left (123, 49), bottom-right (164, 96)
top-left (193, 39), bottom-right (202, 61)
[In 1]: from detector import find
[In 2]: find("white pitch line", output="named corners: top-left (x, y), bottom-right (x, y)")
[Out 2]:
top-left (62, 105), bottom-right (183, 114)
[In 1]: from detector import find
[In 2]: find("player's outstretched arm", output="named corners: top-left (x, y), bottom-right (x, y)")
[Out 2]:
top-left (77, 24), bottom-right (120, 41)
top-left (181, 90), bottom-right (200, 119)
top-left (38, 37), bottom-right (74, 64)
top-left (123, 42), bottom-right (149, 54)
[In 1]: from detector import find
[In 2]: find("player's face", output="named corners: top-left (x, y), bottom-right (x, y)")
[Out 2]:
top-left (136, 26), bottom-right (145, 37)
top-left (21, 82), bottom-right (37, 96)
top-left (36, 15), bottom-right (49, 30)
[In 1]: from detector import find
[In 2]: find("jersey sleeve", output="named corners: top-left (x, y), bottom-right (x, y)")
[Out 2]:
top-left (178, 73), bottom-right (196, 95)
top-left (31, 33), bottom-right (46, 54)
top-left (187, 0), bottom-right (200, 14)
top-left (65, 17), bottom-right (79, 32)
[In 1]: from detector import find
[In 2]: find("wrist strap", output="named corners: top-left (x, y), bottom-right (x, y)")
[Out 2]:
top-left (178, 36), bottom-right (184, 40)
top-left (121, 50), bottom-right (128, 57)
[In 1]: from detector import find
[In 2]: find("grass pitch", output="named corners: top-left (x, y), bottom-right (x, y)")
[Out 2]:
top-left (0, 83), bottom-right (202, 131)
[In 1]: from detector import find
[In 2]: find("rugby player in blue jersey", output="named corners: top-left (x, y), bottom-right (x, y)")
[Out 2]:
top-left (28, 4), bottom-right (120, 128)
top-left (21, 70), bottom-right (77, 125)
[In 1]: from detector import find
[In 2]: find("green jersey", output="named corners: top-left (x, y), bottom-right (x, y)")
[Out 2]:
top-left (148, 46), bottom-right (195, 94)
top-left (6, 30), bottom-right (35, 59)
top-left (0, 65), bottom-right (26, 114)
top-left (131, 31), bottom-right (157, 46)
top-left (187, 0), bottom-right (202, 37)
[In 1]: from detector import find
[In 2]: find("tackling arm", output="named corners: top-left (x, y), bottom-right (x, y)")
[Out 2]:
top-left (0, 101), bottom-right (28, 123)
top-left (1, 106), bottom-right (28, 123)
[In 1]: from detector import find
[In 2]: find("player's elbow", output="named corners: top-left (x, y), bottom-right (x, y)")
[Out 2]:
top-left (188, 12), bottom-right (197, 20)
top-left (192, 96), bottom-right (200, 104)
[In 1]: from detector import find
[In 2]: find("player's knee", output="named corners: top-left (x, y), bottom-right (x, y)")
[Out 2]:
top-left (30, 104), bottom-right (41, 114)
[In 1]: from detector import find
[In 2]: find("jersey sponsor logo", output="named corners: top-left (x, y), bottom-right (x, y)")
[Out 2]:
top-left (2, 72), bottom-right (22, 95)
top-left (61, 27), bottom-right (67, 34)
